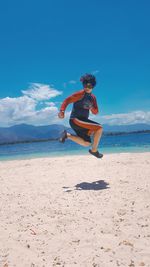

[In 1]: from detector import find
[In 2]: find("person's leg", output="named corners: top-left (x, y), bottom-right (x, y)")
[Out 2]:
top-left (91, 127), bottom-right (103, 152)
top-left (60, 118), bottom-right (103, 152)
top-left (59, 129), bottom-right (91, 146)
top-left (67, 132), bottom-right (91, 147)
top-left (70, 118), bottom-right (103, 152)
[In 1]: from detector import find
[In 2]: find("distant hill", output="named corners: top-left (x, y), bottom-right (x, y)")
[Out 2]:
top-left (103, 123), bottom-right (150, 133)
top-left (0, 123), bottom-right (150, 145)
top-left (0, 124), bottom-right (69, 145)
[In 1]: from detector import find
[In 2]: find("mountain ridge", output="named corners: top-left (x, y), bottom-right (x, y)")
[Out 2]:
top-left (0, 123), bottom-right (150, 145)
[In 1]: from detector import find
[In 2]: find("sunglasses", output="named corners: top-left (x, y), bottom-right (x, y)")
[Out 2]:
top-left (84, 83), bottom-right (93, 89)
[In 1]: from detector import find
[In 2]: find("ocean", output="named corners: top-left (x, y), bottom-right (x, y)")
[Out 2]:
top-left (0, 132), bottom-right (150, 161)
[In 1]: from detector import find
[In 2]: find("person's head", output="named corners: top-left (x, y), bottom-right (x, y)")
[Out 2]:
top-left (80, 73), bottom-right (97, 92)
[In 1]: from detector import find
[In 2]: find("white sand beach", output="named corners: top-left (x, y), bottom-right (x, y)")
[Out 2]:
top-left (0, 152), bottom-right (150, 267)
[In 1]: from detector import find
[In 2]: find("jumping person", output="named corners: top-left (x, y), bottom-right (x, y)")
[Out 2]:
top-left (58, 73), bottom-right (103, 158)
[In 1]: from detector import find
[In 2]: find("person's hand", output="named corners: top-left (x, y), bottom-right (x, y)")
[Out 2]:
top-left (58, 111), bottom-right (65, 119)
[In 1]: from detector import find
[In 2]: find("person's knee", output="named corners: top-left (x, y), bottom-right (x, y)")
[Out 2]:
top-left (83, 141), bottom-right (91, 147)
top-left (97, 126), bottom-right (103, 133)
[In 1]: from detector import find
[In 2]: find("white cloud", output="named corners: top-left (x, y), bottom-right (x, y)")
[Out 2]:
top-left (0, 82), bottom-right (150, 127)
top-left (0, 96), bottom-right (36, 125)
top-left (68, 80), bottom-right (77, 84)
top-left (0, 83), bottom-right (62, 127)
top-left (98, 111), bottom-right (150, 125)
top-left (91, 70), bottom-right (100, 75)
top-left (63, 82), bottom-right (67, 88)
top-left (22, 83), bottom-right (62, 100)
top-left (63, 79), bottom-right (78, 88)
top-left (45, 102), bottom-right (56, 107)
top-left (22, 106), bottom-right (59, 126)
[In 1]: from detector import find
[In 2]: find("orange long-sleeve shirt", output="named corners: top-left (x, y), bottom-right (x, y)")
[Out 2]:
top-left (60, 89), bottom-right (99, 119)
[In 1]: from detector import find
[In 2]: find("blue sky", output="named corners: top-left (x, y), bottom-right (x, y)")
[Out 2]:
top-left (0, 0), bottom-right (150, 126)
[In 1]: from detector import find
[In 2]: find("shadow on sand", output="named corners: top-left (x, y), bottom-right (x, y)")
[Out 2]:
top-left (63, 180), bottom-right (109, 192)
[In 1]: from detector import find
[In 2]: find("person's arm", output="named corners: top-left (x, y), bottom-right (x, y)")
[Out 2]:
top-left (90, 95), bottom-right (99, 115)
top-left (60, 90), bottom-right (84, 111)
top-left (58, 90), bottom-right (84, 118)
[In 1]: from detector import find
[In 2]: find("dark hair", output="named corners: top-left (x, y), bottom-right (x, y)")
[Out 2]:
top-left (80, 73), bottom-right (97, 87)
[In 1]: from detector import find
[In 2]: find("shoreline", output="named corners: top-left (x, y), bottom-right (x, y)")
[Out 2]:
top-left (0, 147), bottom-right (150, 162)
top-left (0, 151), bottom-right (150, 166)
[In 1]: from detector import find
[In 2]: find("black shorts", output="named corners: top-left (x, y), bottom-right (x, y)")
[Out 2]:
top-left (69, 117), bottom-right (102, 143)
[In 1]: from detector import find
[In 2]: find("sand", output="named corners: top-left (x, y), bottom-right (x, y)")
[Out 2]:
top-left (0, 152), bottom-right (150, 267)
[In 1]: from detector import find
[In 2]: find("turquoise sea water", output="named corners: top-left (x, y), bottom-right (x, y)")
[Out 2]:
top-left (0, 133), bottom-right (150, 161)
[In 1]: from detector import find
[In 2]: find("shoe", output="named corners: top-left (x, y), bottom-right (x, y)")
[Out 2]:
top-left (89, 149), bottom-right (103, 158)
top-left (59, 130), bottom-right (67, 143)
